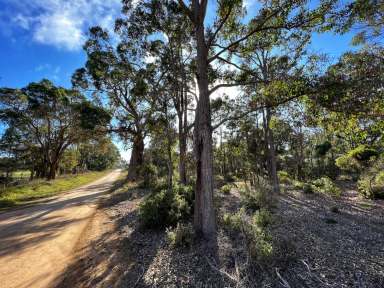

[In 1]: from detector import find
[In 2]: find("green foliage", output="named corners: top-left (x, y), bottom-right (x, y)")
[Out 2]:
top-left (302, 183), bottom-right (314, 194)
top-left (139, 184), bottom-right (194, 229)
top-left (166, 222), bottom-right (194, 248)
top-left (79, 138), bottom-right (120, 171)
top-left (278, 170), bottom-right (291, 184)
top-left (335, 154), bottom-right (361, 174)
top-left (252, 208), bottom-right (274, 228)
top-left (239, 180), bottom-right (272, 210)
top-left (312, 177), bottom-right (341, 197)
top-left (315, 141), bottom-right (332, 157)
top-left (59, 149), bottom-right (80, 174)
top-left (222, 208), bottom-right (245, 232)
top-left (357, 157), bottom-right (384, 199)
top-left (220, 184), bottom-right (232, 194)
top-left (222, 207), bottom-right (274, 262)
top-left (139, 163), bottom-right (158, 188)
top-left (336, 145), bottom-right (379, 175)
top-left (349, 145), bottom-right (379, 162)
top-left (224, 173), bottom-right (237, 183)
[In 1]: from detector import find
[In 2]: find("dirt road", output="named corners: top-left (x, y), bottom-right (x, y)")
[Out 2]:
top-left (0, 170), bottom-right (121, 288)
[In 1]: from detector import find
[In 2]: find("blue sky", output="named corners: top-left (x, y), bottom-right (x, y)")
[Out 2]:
top-left (0, 0), bottom-right (357, 159)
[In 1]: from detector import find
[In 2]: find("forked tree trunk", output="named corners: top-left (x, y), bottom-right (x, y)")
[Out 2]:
top-left (193, 21), bottom-right (216, 240)
top-left (127, 134), bottom-right (144, 181)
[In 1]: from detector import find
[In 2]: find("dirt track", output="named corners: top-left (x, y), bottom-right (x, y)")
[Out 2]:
top-left (0, 170), bottom-right (121, 288)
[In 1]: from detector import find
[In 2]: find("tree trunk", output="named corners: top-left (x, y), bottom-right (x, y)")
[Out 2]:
top-left (47, 161), bottom-right (58, 180)
top-left (266, 108), bottom-right (280, 194)
top-left (178, 115), bottom-right (187, 185)
top-left (167, 132), bottom-right (173, 190)
top-left (193, 21), bottom-right (216, 240)
top-left (127, 133), bottom-right (144, 181)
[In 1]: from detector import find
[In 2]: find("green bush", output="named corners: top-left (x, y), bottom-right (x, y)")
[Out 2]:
top-left (302, 183), bottom-right (314, 194)
top-left (224, 173), bottom-right (236, 183)
top-left (222, 208), bottom-right (245, 231)
top-left (278, 171), bottom-right (291, 184)
top-left (220, 184), bottom-right (232, 194)
top-left (166, 222), bottom-right (194, 247)
top-left (348, 145), bottom-right (378, 161)
top-left (357, 156), bottom-right (384, 199)
top-left (358, 171), bottom-right (384, 199)
top-left (336, 145), bottom-right (379, 174)
top-left (139, 163), bottom-right (158, 188)
top-left (222, 208), bottom-right (274, 262)
top-left (312, 177), bottom-right (341, 197)
top-left (139, 184), bottom-right (194, 228)
top-left (315, 141), bottom-right (332, 157)
top-left (239, 179), bottom-right (272, 210)
top-left (253, 208), bottom-right (273, 227)
top-left (293, 180), bottom-right (304, 190)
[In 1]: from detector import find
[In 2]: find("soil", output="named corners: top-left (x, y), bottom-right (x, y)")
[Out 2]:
top-left (0, 170), bottom-right (122, 288)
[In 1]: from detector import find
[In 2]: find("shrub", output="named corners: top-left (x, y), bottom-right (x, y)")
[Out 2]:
top-left (348, 145), bottom-right (378, 161)
top-left (335, 154), bottom-right (361, 174)
top-left (253, 208), bottom-right (273, 227)
top-left (239, 179), bottom-right (272, 210)
top-left (302, 183), bottom-right (314, 194)
top-left (358, 171), bottom-right (384, 199)
top-left (315, 141), bottom-right (332, 157)
top-left (293, 180), bottom-right (304, 190)
top-left (278, 171), bottom-right (291, 184)
top-left (336, 145), bottom-right (379, 174)
top-left (166, 222), bottom-right (194, 247)
top-left (312, 177), bottom-right (341, 197)
top-left (139, 184), bottom-right (194, 228)
top-left (220, 184), bottom-right (232, 194)
top-left (139, 163), bottom-right (158, 188)
top-left (222, 208), bottom-right (245, 232)
top-left (224, 173), bottom-right (236, 183)
top-left (222, 208), bottom-right (274, 263)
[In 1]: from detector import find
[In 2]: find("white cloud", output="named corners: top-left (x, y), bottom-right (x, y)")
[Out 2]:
top-left (5, 0), bottom-right (122, 51)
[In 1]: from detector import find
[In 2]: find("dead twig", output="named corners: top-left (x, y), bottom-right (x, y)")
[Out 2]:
top-left (205, 256), bottom-right (239, 283)
top-left (301, 259), bottom-right (330, 286)
top-left (133, 266), bottom-right (145, 288)
top-left (275, 268), bottom-right (291, 288)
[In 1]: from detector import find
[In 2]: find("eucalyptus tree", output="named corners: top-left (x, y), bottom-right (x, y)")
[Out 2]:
top-left (234, 21), bottom-right (312, 193)
top-left (153, 1), bottom-right (195, 185)
top-left (0, 80), bottom-right (108, 180)
top-left (310, 47), bottom-right (384, 148)
top-left (327, 0), bottom-right (384, 45)
top-left (173, 0), bottom-right (333, 239)
top-left (119, 0), bottom-right (333, 239)
top-left (72, 26), bottom-right (160, 181)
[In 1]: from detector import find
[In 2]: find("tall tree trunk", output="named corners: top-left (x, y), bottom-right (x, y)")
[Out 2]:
top-left (167, 132), bottom-right (173, 190)
top-left (127, 133), bottom-right (144, 181)
top-left (178, 114), bottom-right (187, 185)
top-left (193, 21), bottom-right (216, 240)
top-left (266, 108), bottom-right (280, 194)
top-left (47, 161), bottom-right (58, 180)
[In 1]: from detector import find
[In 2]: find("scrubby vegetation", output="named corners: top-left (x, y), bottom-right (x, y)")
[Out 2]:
top-left (139, 184), bottom-right (194, 228)
top-left (2, 0), bottom-right (384, 287)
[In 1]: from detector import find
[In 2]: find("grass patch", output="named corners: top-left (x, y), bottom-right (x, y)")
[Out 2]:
top-left (0, 170), bottom-right (111, 209)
